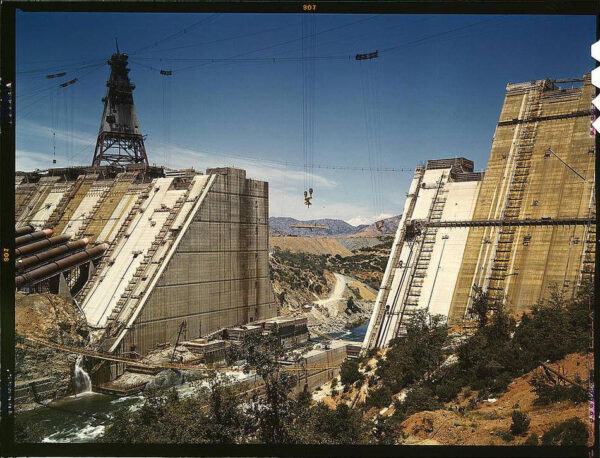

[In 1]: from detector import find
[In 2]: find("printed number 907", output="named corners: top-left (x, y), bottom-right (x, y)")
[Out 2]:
top-left (303, 4), bottom-right (317, 11)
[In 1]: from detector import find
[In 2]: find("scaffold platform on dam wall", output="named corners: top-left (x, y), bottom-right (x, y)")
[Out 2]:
top-left (426, 218), bottom-right (595, 228)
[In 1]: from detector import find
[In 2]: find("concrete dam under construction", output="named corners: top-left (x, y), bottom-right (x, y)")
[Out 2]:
top-left (15, 51), bottom-right (280, 387)
top-left (365, 76), bottom-right (596, 349)
top-left (14, 50), bottom-right (594, 398)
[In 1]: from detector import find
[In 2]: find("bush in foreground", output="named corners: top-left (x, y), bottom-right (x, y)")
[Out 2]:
top-left (509, 410), bottom-right (530, 436)
top-left (541, 418), bottom-right (589, 446)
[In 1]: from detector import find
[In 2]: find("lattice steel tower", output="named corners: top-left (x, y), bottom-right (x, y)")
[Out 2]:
top-left (92, 50), bottom-right (149, 167)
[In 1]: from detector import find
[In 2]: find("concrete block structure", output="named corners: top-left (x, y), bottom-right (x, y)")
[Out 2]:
top-left (365, 76), bottom-right (595, 349)
top-left (15, 165), bottom-right (278, 381)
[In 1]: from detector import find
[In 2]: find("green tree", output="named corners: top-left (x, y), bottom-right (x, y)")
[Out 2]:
top-left (102, 379), bottom-right (254, 444)
top-left (468, 285), bottom-right (491, 328)
top-left (392, 386), bottom-right (442, 421)
top-left (376, 311), bottom-right (448, 393)
top-left (226, 332), bottom-right (309, 444)
top-left (309, 402), bottom-right (369, 444)
top-left (340, 359), bottom-right (361, 386)
top-left (365, 385), bottom-right (393, 409)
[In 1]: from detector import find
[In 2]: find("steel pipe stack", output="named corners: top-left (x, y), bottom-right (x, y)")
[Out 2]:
top-left (16, 244), bottom-right (108, 288)
top-left (14, 225), bottom-right (107, 289)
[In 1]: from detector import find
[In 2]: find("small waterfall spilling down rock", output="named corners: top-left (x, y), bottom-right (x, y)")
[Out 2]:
top-left (74, 355), bottom-right (92, 394)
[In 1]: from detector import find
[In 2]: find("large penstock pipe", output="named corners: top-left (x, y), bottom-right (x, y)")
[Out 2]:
top-left (15, 225), bottom-right (35, 237)
top-left (16, 243), bottom-right (108, 288)
top-left (16, 238), bottom-right (89, 272)
top-left (15, 233), bottom-right (73, 258)
top-left (15, 228), bottom-right (54, 248)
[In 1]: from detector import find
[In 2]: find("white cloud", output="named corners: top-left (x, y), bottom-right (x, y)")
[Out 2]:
top-left (146, 141), bottom-right (337, 189)
top-left (18, 119), bottom-right (96, 148)
top-left (16, 135), bottom-right (399, 225)
top-left (347, 213), bottom-right (394, 226)
top-left (347, 216), bottom-right (373, 226)
top-left (16, 149), bottom-right (56, 172)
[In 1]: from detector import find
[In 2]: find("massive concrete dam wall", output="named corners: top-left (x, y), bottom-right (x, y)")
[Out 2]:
top-left (15, 166), bottom-right (278, 380)
top-left (365, 76), bottom-right (595, 349)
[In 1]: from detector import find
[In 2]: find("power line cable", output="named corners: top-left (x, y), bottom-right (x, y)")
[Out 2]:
top-left (130, 14), bottom-right (220, 55)
top-left (139, 24), bottom-right (291, 55)
top-left (172, 14), bottom-right (380, 73)
top-left (380, 16), bottom-right (505, 54)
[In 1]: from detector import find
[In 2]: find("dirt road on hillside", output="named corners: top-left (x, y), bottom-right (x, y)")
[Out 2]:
top-left (314, 273), bottom-right (348, 306)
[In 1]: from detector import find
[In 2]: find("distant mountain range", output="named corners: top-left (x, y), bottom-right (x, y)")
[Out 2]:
top-left (269, 215), bottom-right (401, 237)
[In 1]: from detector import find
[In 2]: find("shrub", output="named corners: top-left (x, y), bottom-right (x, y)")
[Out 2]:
top-left (509, 410), bottom-right (530, 436)
top-left (367, 347), bottom-right (379, 359)
top-left (376, 311), bottom-right (448, 393)
top-left (523, 433), bottom-right (539, 445)
top-left (541, 418), bottom-right (588, 446)
top-left (530, 372), bottom-right (588, 406)
top-left (369, 415), bottom-right (402, 445)
top-left (450, 282), bottom-right (592, 399)
top-left (340, 359), bottom-right (361, 386)
top-left (499, 430), bottom-right (515, 442)
top-left (435, 379), bottom-right (462, 403)
top-left (393, 386), bottom-right (442, 421)
top-left (365, 385), bottom-right (393, 409)
top-left (310, 402), bottom-right (369, 445)
top-left (330, 378), bottom-right (338, 389)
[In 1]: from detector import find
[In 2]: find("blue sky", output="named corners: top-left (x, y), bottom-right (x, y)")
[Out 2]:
top-left (16, 12), bottom-right (595, 224)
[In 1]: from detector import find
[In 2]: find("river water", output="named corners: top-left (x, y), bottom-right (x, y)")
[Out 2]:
top-left (16, 322), bottom-right (369, 443)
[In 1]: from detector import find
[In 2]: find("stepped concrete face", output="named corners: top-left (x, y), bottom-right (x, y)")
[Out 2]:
top-left (16, 166), bottom-right (277, 381)
top-left (365, 76), bottom-right (595, 350)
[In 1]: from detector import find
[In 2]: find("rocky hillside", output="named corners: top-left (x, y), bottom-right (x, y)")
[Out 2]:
top-left (270, 236), bottom-right (353, 257)
top-left (398, 352), bottom-right (591, 445)
top-left (15, 292), bottom-right (90, 409)
top-left (270, 248), bottom-right (336, 310)
top-left (270, 237), bottom-right (392, 311)
top-left (351, 215), bottom-right (401, 237)
top-left (313, 283), bottom-right (593, 446)
top-left (270, 217), bottom-right (367, 237)
top-left (328, 237), bottom-right (393, 290)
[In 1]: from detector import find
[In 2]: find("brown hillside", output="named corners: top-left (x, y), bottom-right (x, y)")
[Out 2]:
top-left (400, 352), bottom-right (592, 446)
top-left (270, 236), bottom-right (353, 257)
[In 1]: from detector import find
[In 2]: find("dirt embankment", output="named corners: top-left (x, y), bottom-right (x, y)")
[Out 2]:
top-left (400, 352), bottom-right (592, 445)
top-left (16, 292), bottom-right (90, 409)
top-left (270, 236), bottom-right (353, 257)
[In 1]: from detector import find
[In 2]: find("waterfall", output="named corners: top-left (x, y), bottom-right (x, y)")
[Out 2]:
top-left (74, 355), bottom-right (92, 394)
